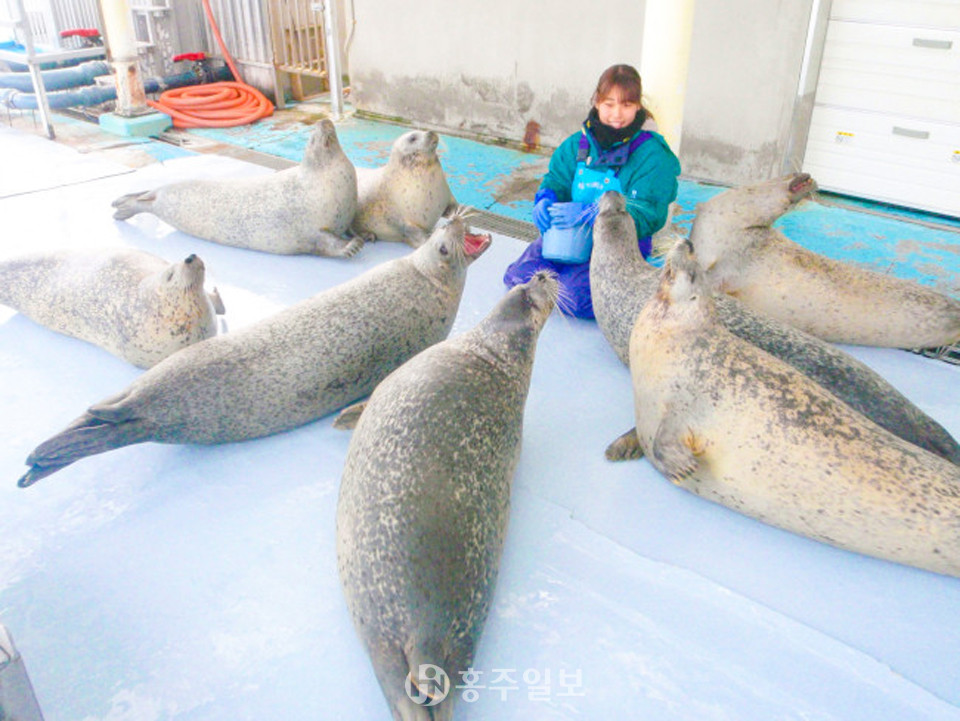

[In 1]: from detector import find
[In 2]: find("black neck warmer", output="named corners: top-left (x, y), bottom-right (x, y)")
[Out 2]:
top-left (585, 106), bottom-right (648, 149)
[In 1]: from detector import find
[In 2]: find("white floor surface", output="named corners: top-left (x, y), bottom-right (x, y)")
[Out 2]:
top-left (1, 128), bottom-right (959, 721)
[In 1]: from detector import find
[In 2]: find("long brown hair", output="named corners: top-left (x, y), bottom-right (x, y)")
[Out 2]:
top-left (591, 64), bottom-right (644, 107)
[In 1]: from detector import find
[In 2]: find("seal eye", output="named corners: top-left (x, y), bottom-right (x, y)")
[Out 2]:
top-left (439, 244), bottom-right (449, 256)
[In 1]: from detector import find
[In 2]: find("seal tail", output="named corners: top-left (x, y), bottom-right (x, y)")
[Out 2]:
top-left (395, 645), bottom-right (455, 721)
top-left (18, 412), bottom-right (150, 488)
top-left (111, 190), bottom-right (157, 220)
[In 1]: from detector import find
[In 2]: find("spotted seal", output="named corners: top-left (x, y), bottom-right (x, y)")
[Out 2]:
top-left (0, 247), bottom-right (223, 368)
top-left (335, 271), bottom-right (558, 720)
top-left (591, 191), bottom-right (960, 464)
top-left (613, 239), bottom-right (960, 577)
top-left (689, 173), bottom-right (960, 349)
top-left (111, 119), bottom-right (362, 258)
top-left (351, 129), bottom-right (458, 247)
top-left (17, 211), bottom-right (491, 487)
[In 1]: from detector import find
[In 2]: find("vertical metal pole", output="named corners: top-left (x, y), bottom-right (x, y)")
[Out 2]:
top-left (14, 0), bottom-right (55, 139)
top-left (321, 0), bottom-right (343, 120)
top-left (99, 0), bottom-right (149, 116)
top-left (0, 624), bottom-right (45, 721)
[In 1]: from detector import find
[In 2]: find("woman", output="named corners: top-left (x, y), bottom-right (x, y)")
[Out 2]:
top-left (503, 64), bottom-right (681, 319)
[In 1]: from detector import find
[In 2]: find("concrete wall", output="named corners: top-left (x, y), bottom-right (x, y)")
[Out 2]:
top-left (679, 0), bottom-right (816, 184)
top-left (346, 0), bottom-right (818, 187)
top-left (346, 0), bottom-right (648, 149)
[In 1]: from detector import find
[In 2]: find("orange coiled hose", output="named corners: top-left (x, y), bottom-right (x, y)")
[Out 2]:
top-left (147, 0), bottom-right (274, 128)
top-left (148, 81), bottom-right (273, 128)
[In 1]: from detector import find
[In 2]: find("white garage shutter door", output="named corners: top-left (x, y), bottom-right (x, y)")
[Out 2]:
top-left (802, 0), bottom-right (960, 217)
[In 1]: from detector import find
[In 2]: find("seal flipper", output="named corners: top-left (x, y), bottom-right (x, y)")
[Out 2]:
top-left (441, 199), bottom-right (459, 218)
top-left (605, 427), bottom-right (645, 461)
top-left (313, 231), bottom-right (364, 258)
top-left (398, 643), bottom-right (455, 721)
top-left (333, 401), bottom-right (367, 430)
top-left (207, 286), bottom-right (226, 315)
top-left (111, 190), bottom-right (157, 220)
top-left (365, 644), bottom-right (452, 721)
top-left (400, 221), bottom-right (430, 248)
top-left (87, 390), bottom-right (139, 423)
top-left (19, 394), bottom-right (152, 487)
top-left (650, 415), bottom-right (701, 483)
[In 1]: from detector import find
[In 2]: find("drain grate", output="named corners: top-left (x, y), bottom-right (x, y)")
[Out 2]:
top-left (917, 343), bottom-right (960, 366)
top-left (465, 208), bottom-right (538, 242)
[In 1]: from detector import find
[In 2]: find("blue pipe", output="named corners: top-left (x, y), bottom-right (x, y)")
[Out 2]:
top-left (0, 65), bottom-right (233, 110)
top-left (0, 60), bottom-right (111, 91)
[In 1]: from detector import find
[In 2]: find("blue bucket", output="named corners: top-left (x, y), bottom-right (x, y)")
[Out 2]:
top-left (542, 223), bottom-right (593, 264)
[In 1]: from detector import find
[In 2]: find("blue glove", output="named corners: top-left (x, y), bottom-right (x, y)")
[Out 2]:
top-left (549, 201), bottom-right (599, 230)
top-left (532, 189), bottom-right (556, 234)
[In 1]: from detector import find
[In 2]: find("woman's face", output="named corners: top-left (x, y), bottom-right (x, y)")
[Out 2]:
top-left (595, 87), bottom-right (639, 129)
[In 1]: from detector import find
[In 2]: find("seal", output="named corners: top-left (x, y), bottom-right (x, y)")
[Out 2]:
top-left (591, 191), bottom-right (960, 464)
top-left (17, 210), bottom-right (492, 487)
top-left (0, 247), bottom-right (224, 369)
top-left (614, 239), bottom-right (960, 577)
top-left (689, 173), bottom-right (960, 349)
top-left (111, 119), bottom-right (362, 258)
top-left (335, 271), bottom-right (559, 720)
top-left (351, 129), bottom-right (458, 247)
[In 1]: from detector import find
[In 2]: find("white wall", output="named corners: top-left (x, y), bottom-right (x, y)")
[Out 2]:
top-left (346, 0), bottom-right (647, 148)
top-left (680, 0), bottom-right (816, 184)
top-left (345, 0), bottom-right (816, 186)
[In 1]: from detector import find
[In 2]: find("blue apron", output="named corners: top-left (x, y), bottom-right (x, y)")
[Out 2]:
top-left (504, 131), bottom-right (651, 319)
top-left (568, 162), bottom-right (623, 248)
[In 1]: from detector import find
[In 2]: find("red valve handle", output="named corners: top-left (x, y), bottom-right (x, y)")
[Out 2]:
top-left (60, 28), bottom-right (100, 38)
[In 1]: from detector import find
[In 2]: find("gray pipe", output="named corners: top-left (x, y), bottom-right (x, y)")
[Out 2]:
top-left (0, 65), bottom-right (233, 111)
top-left (0, 60), bottom-right (111, 92)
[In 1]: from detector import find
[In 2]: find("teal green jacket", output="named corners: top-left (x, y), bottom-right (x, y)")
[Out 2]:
top-left (539, 126), bottom-right (681, 239)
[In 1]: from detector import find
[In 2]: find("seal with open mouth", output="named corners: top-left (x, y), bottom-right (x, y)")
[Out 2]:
top-left (18, 209), bottom-right (491, 487)
top-left (689, 173), bottom-right (960, 349)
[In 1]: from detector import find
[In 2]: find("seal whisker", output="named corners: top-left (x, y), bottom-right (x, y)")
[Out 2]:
top-left (553, 280), bottom-right (581, 318)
